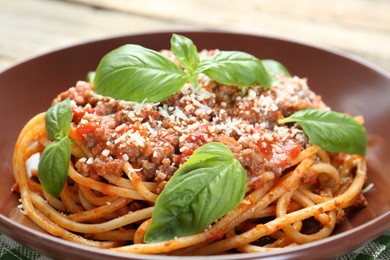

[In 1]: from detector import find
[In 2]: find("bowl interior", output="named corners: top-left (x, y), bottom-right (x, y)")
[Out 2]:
top-left (1, 31), bottom-right (390, 260)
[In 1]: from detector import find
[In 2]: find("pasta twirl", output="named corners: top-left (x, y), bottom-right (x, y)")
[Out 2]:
top-left (12, 46), bottom-right (367, 256)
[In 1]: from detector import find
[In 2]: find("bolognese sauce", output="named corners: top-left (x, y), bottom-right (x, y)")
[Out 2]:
top-left (53, 66), bottom-right (323, 191)
top-left (13, 39), bottom-right (367, 254)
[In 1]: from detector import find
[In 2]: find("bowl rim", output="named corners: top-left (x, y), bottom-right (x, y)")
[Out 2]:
top-left (1, 29), bottom-right (389, 78)
top-left (2, 210), bottom-right (390, 260)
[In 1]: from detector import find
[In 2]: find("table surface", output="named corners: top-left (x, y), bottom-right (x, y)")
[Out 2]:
top-left (1, 0), bottom-right (390, 259)
top-left (1, 0), bottom-right (390, 72)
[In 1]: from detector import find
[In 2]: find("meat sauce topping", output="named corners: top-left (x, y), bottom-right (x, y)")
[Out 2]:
top-left (53, 55), bottom-right (325, 191)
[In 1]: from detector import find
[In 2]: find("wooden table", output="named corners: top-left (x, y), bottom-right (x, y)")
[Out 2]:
top-left (1, 0), bottom-right (389, 72)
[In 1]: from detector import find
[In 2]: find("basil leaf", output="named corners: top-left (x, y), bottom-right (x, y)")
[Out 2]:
top-left (171, 34), bottom-right (200, 76)
top-left (45, 99), bottom-right (72, 140)
top-left (40, 99), bottom-right (73, 197)
top-left (278, 109), bottom-right (367, 155)
top-left (197, 51), bottom-right (272, 87)
top-left (94, 44), bottom-right (189, 103)
top-left (86, 71), bottom-right (95, 83)
top-left (144, 142), bottom-right (247, 243)
top-left (262, 59), bottom-right (291, 78)
top-left (38, 137), bottom-right (72, 197)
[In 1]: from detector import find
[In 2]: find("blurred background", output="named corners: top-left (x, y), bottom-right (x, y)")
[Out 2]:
top-left (1, 0), bottom-right (389, 72)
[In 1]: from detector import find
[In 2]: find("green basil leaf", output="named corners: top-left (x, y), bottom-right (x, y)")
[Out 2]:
top-left (144, 142), bottom-right (247, 243)
top-left (38, 137), bottom-right (72, 197)
top-left (278, 109), bottom-right (367, 155)
top-left (94, 44), bottom-right (189, 103)
top-left (45, 99), bottom-right (72, 140)
top-left (171, 34), bottom-right (200, 76)
top-left (86, 71), bottom-right (95, 83)
top-left (197, 51), bottom-right (272, 87)
top-left (262, 59), bottom-right (291, 78)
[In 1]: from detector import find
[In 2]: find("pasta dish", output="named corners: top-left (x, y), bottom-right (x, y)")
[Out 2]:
top-left (12, 34), bottom-right (368, 255)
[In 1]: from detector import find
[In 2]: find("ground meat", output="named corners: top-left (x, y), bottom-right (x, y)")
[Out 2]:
top-left (353, 193), bottom-right (368, 209)
top-left (212, 84), bottom-right (240, 105)
top-left (56, 59), bottom-right (324, 190)
top-left (139, 160), bottom-right (158, 181)
top-left (91, 157), bottom-right (124, 177)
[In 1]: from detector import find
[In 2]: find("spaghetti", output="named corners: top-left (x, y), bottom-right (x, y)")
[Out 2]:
top-left (12, 50), bottom-right (367, 255)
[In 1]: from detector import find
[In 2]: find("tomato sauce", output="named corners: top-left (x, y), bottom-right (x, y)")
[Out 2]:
top-left (55, 72), bottom-right (322, 189)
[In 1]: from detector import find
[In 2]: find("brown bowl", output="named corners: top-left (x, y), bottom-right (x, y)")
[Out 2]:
top-left (1, 31), bottom-right (390, 260)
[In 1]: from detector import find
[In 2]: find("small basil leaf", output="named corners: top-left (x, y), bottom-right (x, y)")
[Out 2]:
top-left (188, 141), bottom-right (234, 159)
top-left (278, 109), bottom-right (367, 156)
top-left (262, 59), bottom-right (291, 81)
top-left (144, 142), bottom-right (247, 243)
top-left (86, 71), bottom-right (95, 83)
top-left (45, 99), bottom-right (72, 140)
top-left (197, 51), bottom-right (272, 88)
top-left (94, 44), bottom-right (189, 103)
top-left (38, 137), bottom-right (72, 197)
top-left (171, 34), bottom-right (200, 76)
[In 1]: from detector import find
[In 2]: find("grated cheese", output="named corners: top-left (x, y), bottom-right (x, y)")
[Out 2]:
top-left (86, 158), bottom-right (93, 165)
top-left (69, 63), bottom-right (323, 184)
top-left (101, 149), bottom-right (110, 157)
